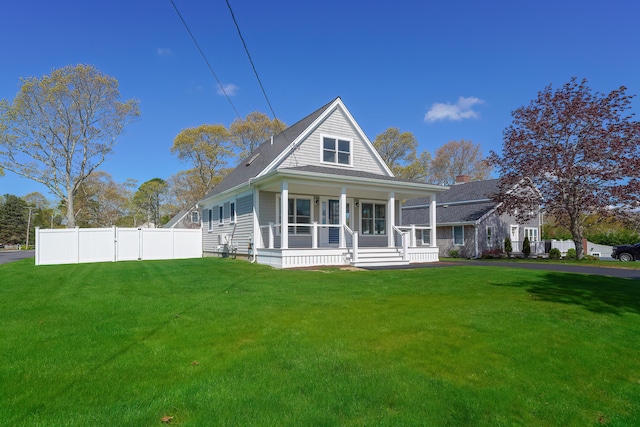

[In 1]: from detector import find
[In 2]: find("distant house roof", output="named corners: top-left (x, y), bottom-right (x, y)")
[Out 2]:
top-left (403, 179), bottom-right (501, 225)
top-left (203, 97), bottom-right (339, 199)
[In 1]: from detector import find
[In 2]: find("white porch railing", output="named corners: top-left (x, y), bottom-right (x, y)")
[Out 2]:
top-left (392, 225), bottom-right (409, 262)
top-left (397, 225), bottom-right (433, 247)
top-left (343, 224), bottom-right (358, 263)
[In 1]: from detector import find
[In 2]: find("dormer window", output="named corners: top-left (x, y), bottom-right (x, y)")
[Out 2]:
top-left (322, 136), bottom-right (351, 165)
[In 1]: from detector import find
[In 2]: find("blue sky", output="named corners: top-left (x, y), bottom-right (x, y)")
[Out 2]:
top-left (2, 0), bottom-right (640, 199)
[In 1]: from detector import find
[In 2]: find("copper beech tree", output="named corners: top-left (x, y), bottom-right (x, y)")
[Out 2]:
top-left (489, 78), bottom-right (640, 259)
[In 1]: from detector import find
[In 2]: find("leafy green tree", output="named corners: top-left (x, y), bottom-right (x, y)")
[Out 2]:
top-left (0, 64), bottom-right (140, 228)
top-left (133, 178), bottom-right (168, 227)
top-left (0, 194), bottom-right (28, 244)
top-left (230, 112), bottom-right (286, 160)
top-left (490, 78), bottom-right (640, 259)
top-left (171, 124), bottom-right (235, 200)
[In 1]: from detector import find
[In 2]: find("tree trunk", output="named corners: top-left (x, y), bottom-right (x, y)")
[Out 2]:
top-left (66, 189), bottom-right (76, 228)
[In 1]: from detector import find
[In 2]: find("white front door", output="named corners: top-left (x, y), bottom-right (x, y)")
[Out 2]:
top-left (320, 198), bottom-right (352, 246)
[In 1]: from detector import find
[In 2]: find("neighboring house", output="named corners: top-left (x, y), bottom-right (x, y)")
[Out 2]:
top-left (164, 205), bottom-right (201, 229)
top-left (197, 97), bottom-right (448, 268)
top-left (401, 176), bottom-right (542, 258)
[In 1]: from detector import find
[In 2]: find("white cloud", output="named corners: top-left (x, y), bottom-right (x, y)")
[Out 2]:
top-left (216, 83), bottom-right (239, 96)
top-left (156, 48), bottom-right (173, 56)
top-left (424, 96), bottom-right (485, 122)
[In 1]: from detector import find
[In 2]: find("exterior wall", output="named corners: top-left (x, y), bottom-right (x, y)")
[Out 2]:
top-left (279, 107), bottom-right (388, 175)
top-left (202, 192), bottom-right (254, 255)
top-left (436, 225), bottom-right (476, 258)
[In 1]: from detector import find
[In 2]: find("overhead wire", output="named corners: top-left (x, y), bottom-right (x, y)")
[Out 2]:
top-left (170, 0), bottom-right (242, 120)
top-left (224, 0), bottom-right (286, 135)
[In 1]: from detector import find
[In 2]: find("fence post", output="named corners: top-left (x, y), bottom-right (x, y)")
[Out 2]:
top-left (76, 226), bottom-right (80, 264)
top-left (35, 227), bottom-right (40, 265)
top-left (138, 227), bottom-right (143, 260)
top-left (113, 226), bottom-right (117, 262)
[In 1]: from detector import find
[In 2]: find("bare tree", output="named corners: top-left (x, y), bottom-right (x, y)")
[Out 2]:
top-left (0, 64), bottom-right (140, 227)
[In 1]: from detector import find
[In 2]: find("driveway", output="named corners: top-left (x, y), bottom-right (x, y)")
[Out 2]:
top-left (366, 260), bottom-right (640, 280)
top-left (0, 250), bottom-right (35, 265)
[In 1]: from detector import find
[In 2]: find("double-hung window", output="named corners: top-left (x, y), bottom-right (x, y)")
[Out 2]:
top-left (524, 227), bottom-right (539, 242)
top-left (322, 137), bottom-right (351, 165)
top-left (218, 206), bottom-right (223, 225)
top-left (453, 226), bottom-right (464, 246)
top-left (486, 226), bottom-right (493, 247)
top-left (208, 209), bottom-right (213, 231)
top-left (361, 202), bottom-right (386, 235)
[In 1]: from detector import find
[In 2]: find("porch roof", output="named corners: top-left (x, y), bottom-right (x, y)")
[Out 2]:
top-left (253, 166), bottom-right (448, 200)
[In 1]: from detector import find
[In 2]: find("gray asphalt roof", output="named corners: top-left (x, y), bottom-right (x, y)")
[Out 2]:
top-left (203, 97), bottom-right (339, 199)
top-left (281, 165), bottom-right (425, 183)
top-left (402, 179), bottom-right (501, 225)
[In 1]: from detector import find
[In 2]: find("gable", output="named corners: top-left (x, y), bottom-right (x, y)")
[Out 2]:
top-left (276, 105), bottom-right (389, 175)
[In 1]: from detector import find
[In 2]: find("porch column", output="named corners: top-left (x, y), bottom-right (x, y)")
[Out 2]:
top-left (430, 193), bottom-right (437, 247)
top-left (339, 186), bottom-right (346, 248)
top-left (281, 181), bottom-right (288, 249)
top-left (387, 191), bottom-right (395, 247)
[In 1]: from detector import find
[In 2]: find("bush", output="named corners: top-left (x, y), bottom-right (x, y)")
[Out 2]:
top-left (448, 249), bottom-right (460, 258)
top-left (504, 237), bottom-right (512, 257)
top-left (566, 248), bottom-right (577, 260)
top-left (481, 247), bottom-right (503, 259)
top-left (522, 236), bottom-right (531, 258)
top-left (548, 248), bottom-right (561, 259)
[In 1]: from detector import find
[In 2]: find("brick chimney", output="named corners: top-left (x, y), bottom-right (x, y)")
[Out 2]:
top-left (455, 174), bottom-right (470, 184)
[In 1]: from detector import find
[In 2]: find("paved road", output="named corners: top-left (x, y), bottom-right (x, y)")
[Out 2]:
top-left (0, 250), bottom-right (35, 265)
top-left (367, 260), bottom-right (640, 280)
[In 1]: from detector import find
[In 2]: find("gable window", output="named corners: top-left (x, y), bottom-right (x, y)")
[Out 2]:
top-left (322, 136), bottom-right (351, 165)
top-left (219, 206), bottom-right (223, 224)
top-left (453, 226), bottom-right (464, 246)
top-left (361, 202), bottom-right (386, 235)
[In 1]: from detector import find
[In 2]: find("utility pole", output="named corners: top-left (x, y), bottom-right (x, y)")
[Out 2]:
top-left (25, 205), bottom-right (33, 250)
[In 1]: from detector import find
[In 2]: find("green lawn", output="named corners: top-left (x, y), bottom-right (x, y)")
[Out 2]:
top-left (1, 258), bottom-right (639, 426)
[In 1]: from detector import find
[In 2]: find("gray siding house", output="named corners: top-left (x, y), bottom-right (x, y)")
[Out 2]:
top-left (401, 176), bottom-right (542, 258)
top-left (197, 97), bottom-right (448, 268)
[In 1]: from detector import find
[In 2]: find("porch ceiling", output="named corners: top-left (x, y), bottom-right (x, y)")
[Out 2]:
top-left (254, 169), bottom-right (447, 201)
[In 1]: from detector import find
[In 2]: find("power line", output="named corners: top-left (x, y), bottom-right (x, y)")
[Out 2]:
top-left (170, 0), bottom-right (242, 120)
top-left (224, 0), bottom-right (285, 134)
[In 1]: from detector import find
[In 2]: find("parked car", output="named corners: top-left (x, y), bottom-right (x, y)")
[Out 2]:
top-left (0, 243), bottom-right (3, 249)
top-left (611, 243), bottom-right (640, 261)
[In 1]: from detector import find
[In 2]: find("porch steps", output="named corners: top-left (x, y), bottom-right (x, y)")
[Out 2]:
top-left (348, 247), bottom-right (410, 268)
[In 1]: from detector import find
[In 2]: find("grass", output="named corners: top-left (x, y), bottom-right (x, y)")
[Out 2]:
top-left (1, 257), bottom-right (639, 426)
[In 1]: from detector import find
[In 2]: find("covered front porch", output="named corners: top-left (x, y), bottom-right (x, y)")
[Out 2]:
top-left (250, 168), bottom-right (444, 268)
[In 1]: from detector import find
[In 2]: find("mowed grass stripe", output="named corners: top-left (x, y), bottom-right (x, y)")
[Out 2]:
top-left (0, 257), bottom-right (638, 426)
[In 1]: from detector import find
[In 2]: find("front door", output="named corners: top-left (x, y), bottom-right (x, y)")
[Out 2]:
top-left (320, 198), bottom-right (352, 246)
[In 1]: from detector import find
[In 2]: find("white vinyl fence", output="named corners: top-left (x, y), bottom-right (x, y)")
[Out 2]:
top-left (35, 227), bottom-right (202, 266)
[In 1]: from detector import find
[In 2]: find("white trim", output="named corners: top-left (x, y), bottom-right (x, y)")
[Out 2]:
top-left (320, 134), bottom-right (353, 167)
top-left (258, 98), bottom-right (394, 179)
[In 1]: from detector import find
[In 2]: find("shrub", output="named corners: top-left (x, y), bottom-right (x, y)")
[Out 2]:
top-left (504, 237), bottom-right (512, 257)
top-left (548, 248), bottom-right (561, 259)
top-left (522, 236), bottom-right (531, 258)
top-left (448, 249), bottom-right (460, 258)
top-left (566, 248), bottom-right (577, 259)
top-left (481, 247), bottom-right (503, 259)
